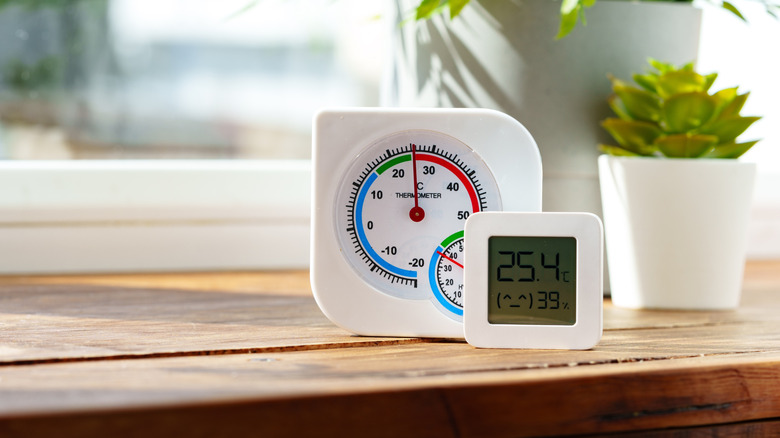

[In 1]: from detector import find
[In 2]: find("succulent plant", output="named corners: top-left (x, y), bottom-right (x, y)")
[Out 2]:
top-left (600, 59), bottom-right (761, 158)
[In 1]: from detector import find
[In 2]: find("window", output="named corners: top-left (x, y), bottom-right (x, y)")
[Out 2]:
top-left (0, 0), bottom-right (389, 160)
top-left (0, 0), bottom-right (777, 274)
top-left (0, 0), bottom-right (390, 273)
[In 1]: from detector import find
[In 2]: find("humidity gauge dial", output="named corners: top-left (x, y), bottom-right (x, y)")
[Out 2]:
top-left (311, 108), bottom-right (542, 338)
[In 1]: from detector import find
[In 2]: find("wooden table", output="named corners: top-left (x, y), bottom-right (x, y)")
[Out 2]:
top-left (1, 261), bottom-right (780, 437)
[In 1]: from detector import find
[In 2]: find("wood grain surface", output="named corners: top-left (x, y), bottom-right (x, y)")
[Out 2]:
top-left (1, 261), bottom-right (780, 437)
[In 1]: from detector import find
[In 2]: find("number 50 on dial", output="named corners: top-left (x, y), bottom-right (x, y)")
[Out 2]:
top-left (311, 108), bottom-right (542, 338)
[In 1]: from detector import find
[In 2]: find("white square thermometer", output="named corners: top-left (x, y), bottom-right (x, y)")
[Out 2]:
top-left (311, 108), bottom-right (542, 338)
top-left (464, 212), bottom-right (603, 349)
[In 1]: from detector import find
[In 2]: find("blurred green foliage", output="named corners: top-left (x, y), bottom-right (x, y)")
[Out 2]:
top-left (412, 0), bottom-right (780, 39)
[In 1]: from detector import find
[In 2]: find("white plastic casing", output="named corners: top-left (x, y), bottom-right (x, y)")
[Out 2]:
top-left (464, 212), bottom-right (603, 349)
top-left (311, 108), bottom-right (542, 338)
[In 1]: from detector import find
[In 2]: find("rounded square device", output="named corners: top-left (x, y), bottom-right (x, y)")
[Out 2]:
top-left (311, 108), bottom-right (542, 338)
top-left (464, 212), bottom-right (603, 349)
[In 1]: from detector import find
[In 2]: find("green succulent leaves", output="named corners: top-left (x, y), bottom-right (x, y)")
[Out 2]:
top-left (610, 79), bottom-right (662, 122)
top-left (602, 119), bottom-right (661, 156)
top-left (600, 59), bottom-right (761, 159)
top-left (663, 92), bottom-right (717, 132)
top-left (655, 134), bottom-right (719, 158)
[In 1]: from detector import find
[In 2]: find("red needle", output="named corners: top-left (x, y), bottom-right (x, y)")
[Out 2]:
top-left (437, 251), bottom-right (463, 269)
top-left (409, 143), bottom-right (425, 222)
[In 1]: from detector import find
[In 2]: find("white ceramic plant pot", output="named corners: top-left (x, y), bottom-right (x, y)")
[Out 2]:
top-left (598, 156), bottom-right (756, 310)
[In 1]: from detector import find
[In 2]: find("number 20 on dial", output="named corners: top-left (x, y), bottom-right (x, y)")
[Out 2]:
top-left (311, 108), bottom-right (542, 338)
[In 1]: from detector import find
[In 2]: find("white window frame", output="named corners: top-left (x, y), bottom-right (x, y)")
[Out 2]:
top-left (1, 1), bottom-right (779, 275)
top-left (0, 160), bottom-right (310, 274)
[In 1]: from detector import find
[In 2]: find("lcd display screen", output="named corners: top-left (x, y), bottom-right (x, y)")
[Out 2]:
top-left (487, 236), bottom-right (576, 325)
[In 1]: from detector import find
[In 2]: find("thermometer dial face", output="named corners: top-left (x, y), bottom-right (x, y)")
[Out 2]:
top-left (335, 130), bottom-right (502, 319)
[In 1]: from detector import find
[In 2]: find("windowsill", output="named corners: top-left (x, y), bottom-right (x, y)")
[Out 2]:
top-left (0, 160), bottom-right (311, 274)
top-left (0, 160), bottom-right (777, 274)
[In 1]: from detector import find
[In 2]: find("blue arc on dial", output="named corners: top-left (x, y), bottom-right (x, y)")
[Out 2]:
top-left (355, 172), bottom-right (417, 279)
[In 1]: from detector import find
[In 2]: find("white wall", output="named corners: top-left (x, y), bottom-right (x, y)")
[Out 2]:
top-left (698, 0), bottom-right (780, 258)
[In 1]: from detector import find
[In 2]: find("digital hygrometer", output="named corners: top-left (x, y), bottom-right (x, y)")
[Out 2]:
top-left (463, 212), bottom-right (603, 349)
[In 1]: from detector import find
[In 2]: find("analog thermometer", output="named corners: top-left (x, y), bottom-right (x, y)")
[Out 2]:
top-left (311, 108), bottom-right (542, 338)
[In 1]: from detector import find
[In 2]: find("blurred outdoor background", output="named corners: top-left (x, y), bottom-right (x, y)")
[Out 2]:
top-left (0, 0), bottom-right (389, 160)
top-left (0, 0), bottom-right (777, 171)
